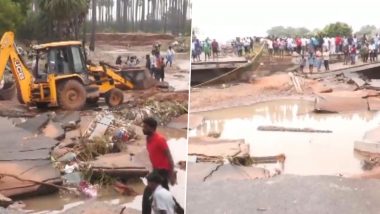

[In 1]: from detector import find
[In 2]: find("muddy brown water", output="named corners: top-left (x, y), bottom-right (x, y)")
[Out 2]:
top-left (14, 127), bottom-right (186, 213)
top-left (190, 99), bottom-right (380, 176)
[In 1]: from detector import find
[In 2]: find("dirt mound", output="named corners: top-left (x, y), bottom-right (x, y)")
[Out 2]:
top-left (95, 33), bottom-right (175, 46)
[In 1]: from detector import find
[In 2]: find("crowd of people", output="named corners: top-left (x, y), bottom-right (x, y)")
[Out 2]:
top-left (116, 43), bottom-right (176, 83)
top-left (192, 38), bottom-right (219, 62)
top-left (191, 36), bottom-right (259, 62)
top-left (264, 33), bottom-right (380, 73)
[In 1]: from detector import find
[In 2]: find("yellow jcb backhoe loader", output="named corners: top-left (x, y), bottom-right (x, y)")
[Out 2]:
top-left (0, 31), bottom-right (125, 110)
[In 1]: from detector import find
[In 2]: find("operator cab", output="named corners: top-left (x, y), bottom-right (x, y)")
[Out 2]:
top-left (32, 41), bottom-right (87, 82)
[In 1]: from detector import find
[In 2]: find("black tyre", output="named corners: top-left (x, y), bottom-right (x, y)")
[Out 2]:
top-left (58, 80), bottom-right (87, 110)
top-left (105, 88), bottom-right (124, 107)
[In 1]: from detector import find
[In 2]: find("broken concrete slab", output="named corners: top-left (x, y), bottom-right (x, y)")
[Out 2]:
top-left (16, 112), bottom-right (50, 133)
top-left (188, 114), bottom-right (204, 130)
top-left (367, 97), bottom-right (380, 111)
top-left (188, 137), bottom-right (249, 160)
top-left (53, 111), bottom-right (81, 130)
top-left (314, 96), bottom-right (368, 113)
top-left (354, 140), bottom-right (380, 155)
top-left (205, 165), bottom-right (269, 183)
top-left (89, 153), bottom-right (149, 178)
top-left (43, 120), bottom-right (65, 140)
top-left (89, 113), bottom-right (114, 140)
top-left (187, 162), bottom-right (223, 184)
top-left (366, 79), bottom-right (380, 90)
top-left (186, 175), bottom-right (380, 214)
top-left (0, 160), bottom-right (61, 198)
top-left (348, 77), bottom-right (366, 88)
top-left (167, 114), bottom-right (188, 130)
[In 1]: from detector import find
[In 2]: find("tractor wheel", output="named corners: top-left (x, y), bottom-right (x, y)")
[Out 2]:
top-left (58, 80), bottom-right (86, 110)
top-left (105, 88), bottom-right (124, 107)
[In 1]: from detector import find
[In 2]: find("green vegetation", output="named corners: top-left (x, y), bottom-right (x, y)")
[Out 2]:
top-left (0, 0), bottom-right (192, 50)
top-left (267, 22), bottom-right (358, 38)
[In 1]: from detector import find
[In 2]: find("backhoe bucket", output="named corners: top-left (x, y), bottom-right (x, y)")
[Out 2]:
top-left (118, 67), bottom-right (155, 90)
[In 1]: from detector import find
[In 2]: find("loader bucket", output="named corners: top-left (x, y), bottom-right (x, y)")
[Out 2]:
top-left (118, 67), bottom-right (156, 90)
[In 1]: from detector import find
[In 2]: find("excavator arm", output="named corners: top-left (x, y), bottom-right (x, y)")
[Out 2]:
top-left (0, 32), bottom-right (33, 104)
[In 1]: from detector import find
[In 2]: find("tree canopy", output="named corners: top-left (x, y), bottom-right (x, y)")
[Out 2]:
top-left (322, 22), bottom-right (352, 37)
top-left (356, 25), bottom-right (377, 37)
top-left (0, 0), bottom-right (25, 35)
top-left (267, 26), bottom-right (310, 38)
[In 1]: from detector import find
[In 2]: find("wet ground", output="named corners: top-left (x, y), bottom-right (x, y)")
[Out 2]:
top-left (15, 127), bottom-right (186, 213)
top-left (189, 99), bottom-right (380, 176)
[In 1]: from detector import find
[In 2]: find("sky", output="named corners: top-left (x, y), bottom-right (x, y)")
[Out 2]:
top-left (192, 0), bottom-right (380, 42)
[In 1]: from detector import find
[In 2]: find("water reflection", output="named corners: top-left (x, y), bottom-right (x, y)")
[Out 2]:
top-left (191, 100), bottom-right (380, 176)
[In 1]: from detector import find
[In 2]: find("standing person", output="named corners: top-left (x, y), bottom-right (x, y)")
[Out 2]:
top-left (159, 57), bottom-right (165, 82)
top-left (141, 117), bottom-right (182, 214)
top-left (146, 54), bottom-right (152, 74)
top-left (295, 36), bottom-right (302, 54)
top-left (211, 39), bottom-right (219, 60)
top-left (146, 172), bottom-right (176, 214)
top-left (166, 46), bottom-right (175, 67)
top-left (369, 41), bottom-right (376, 63)
top-left (203, 39), bottom-right (211, 61)
top-left (267, 39), bottom-right (274, 57)
top-left (308, 52), bottom-right (315, 73)
top-left (343, 45), bottom-right (350, 65)
top-left (299, 55), bottom-right (306, 73)
top-left (350, 45), bottom-right (357, 65)
top-left (150, 51), bottom-right (157, 77)
top-left (360, 44), bottom-right (369, 63)
top-left (322, 48), bottom-right (330, 71)
top-left (154, 52), bottom-right (162, 80)
top-left (315, 48), bottom-right (322, 72)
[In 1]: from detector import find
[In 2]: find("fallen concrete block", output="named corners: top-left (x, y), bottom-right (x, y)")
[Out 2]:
top-left (348, 77), bottom-right (366, 88)
top-left (314, 96), bottom-right (368, 113)
top-left (0, 160), bottom-right (61, 198)
top-left (89, 153), bottom-right (149, 178)
top-left (89, 113), bottom-right (114, 140)
top-left (354, 140), bottom-right (380, 155)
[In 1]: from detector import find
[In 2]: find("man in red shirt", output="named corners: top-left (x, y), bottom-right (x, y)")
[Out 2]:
top-left (142, 117), bottom-right (176, 214)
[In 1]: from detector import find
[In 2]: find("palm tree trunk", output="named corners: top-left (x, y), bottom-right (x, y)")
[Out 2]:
top-left (123, 0), bottom-right (128, 32)
top-left (89, 0), bottom-right (97, 51)
top-left (182, 0), bottom-right (187, 33)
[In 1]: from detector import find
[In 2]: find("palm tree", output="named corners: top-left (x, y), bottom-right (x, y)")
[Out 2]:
top-left (40, 0), bottom-right (88, 39)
